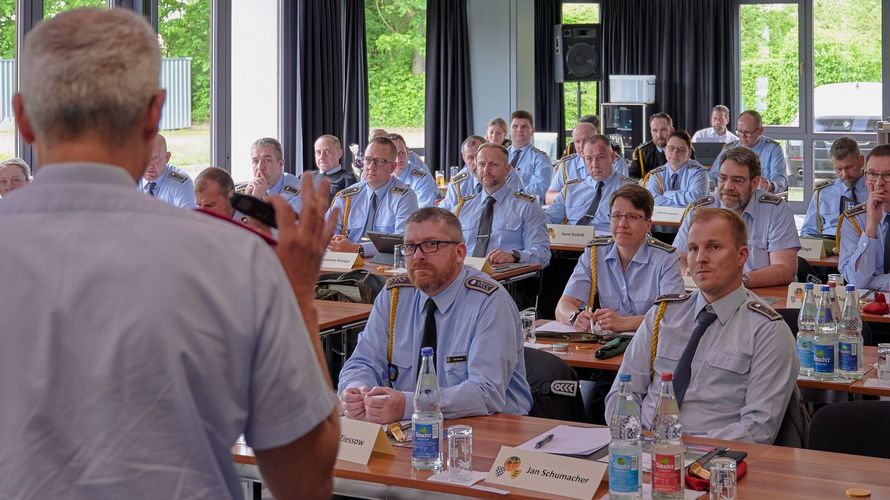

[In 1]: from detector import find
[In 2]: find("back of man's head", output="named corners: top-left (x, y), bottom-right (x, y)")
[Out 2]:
top-left (195, 167), bottom-right (235, 194)
top-left (19, 9), bottom-right (160, 145)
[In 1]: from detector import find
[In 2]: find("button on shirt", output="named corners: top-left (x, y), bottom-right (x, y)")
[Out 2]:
top-left (454, 183), bottom-right (551, 266)
top-left (563, 240), bottom-right (684, 316)
top-left (440, 166), bottom-right (522, 212)
top-left (545, 171), bottom-right (635, 233)
top-left (839, 209), bottom-right (890, 289)
top-left (709, 136), bottom-right (789, 192)
top-left (508, 143), bottom-right (553, 202)
top-left (395, 166), bottom-right (439, 207)
top-left (338, 267), bottom-right (533, 419)
top-left (604, 286), bottom-right (797, 444)
top-left (644, 161), bottom-right (709, 207)
top-left (138, 164), bottom-right (197, 209)
top-left (328, 178), bottom-right (419, 257)
top-left (265, 171), bottom-right (303, 213)
top-left (800, 177), bottom-right (867, 237)
top-left (672, 190), bottom-right (801, 271)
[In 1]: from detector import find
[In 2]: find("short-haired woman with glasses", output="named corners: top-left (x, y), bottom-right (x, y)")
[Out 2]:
top-left (555, 184), bottom-right (684, 333)
top-left (0, 158), bottom-right (31, 198)
top-left (642, 130), bottom-right (709, 208)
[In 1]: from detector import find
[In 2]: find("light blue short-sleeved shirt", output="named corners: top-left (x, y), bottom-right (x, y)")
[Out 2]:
top-left (0, 163), bottom-right (336, 498)
top-left (328, 177), bottom-right (419, 257)
top-left (672, 190), bottom-right (801, 271)
top-left (263, 171), bottom-right (303, 213)
top-left (838, 205), bottom-right (890, 289)
top-left (395, 165), bottom-right (438, 207)
top-left (138, 164), bottom-right (197, 209)
top-left (563, 238), bottom-right (684, 316)
top-left (643, 161), bottom-right (709, 207)
top-left (545, 171), bottom-right (636, 233)
top-left (409, 150), bottom-right (430, 173)
top-left (709, 136), bottom-right (789, 192)
top-left (549, 156), bottom-right (629, 192)
top-left (338, 267), bottom-right (533, 419)
top-left (508, 143), bottom-right (552, 202)
top-left (605, 286), bottom-right (797, 444)
top-left (440, 166), bottom-right (522, 212)
top-left (453, 182), bottom-right (551, 266)
top-left (801, 176), bottom-right (867, 237)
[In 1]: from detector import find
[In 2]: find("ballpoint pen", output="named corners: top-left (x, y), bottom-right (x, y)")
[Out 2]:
top-left (534, 433), bottom-right (555, 449)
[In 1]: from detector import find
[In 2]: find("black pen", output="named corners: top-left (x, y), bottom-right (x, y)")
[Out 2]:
top-left (534, 433), bottom-right (555, 449)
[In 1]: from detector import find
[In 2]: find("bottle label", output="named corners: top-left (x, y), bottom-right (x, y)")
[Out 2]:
top-left (818, 307), bottom-right (833, 323)
top-left (839, 341), bottom-right (858, 371)
top-left (609, 452), bottom-right (640, 493)
top-left (652, 452), bottom-right (682, 493)
top-left (797, 337), bottom-right (814, 369)
top-left (412, 422), bottom-right (440, 459)
top-left (813, 344), bottom-right (835, 373)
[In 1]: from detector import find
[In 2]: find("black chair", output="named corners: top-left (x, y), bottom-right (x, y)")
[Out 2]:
top-left (809, 401), bottom-right (890, 458)
top-left (524, 347), bottom-right (587, 422)
top-left (796, 256), bottom-right (820, 283)
top-left (773, 385), bottom-right (810, 448)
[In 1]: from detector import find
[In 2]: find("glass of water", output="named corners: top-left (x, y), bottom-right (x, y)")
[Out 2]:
top-left (878, 343), bottom-right (890, 382)
top-left (447, 425), bottom-right (473, 479)
top-left (709, 457), bottom-right (737, 500)
top-left (520, 309), bottom-right (536, 344)
top-left (393, 244), bottom-right (406, 270)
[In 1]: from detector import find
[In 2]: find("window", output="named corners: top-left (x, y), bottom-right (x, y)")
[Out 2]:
top-left (365, 0), bottom-right (426, 156)
top-left (44, 0), bottom-right (108, 18)
top-left (230, 0), bottom-right (278, 183)
top-left (0, 0), bottom-right (15, 161)
top-left (562, 2), bottom-right (599, 134)
top-left (158, 0), bottom-right (211, 181)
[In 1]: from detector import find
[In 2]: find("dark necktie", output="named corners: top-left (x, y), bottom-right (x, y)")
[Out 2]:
top-left (670, 172), bottom-right (680, 191)
top-left (849, 188), bottom-right (858, 205)
top-left (475, 182), bottom-right (483, 194)
top-left (841, 188), bottom-right (858, 215)
top-left (363, 192), bottom-right (378, 236)
top-left (576, 181), bottom-right (604, 226)
top-left (473, 196), bottom-right (496, 257)
top-left (510, 149), bottom-right (522, 169)
top-left (673, 307), bottom-right (718, 407)
top-left (418, 298), bottom-right (438, 377)
top-left (883, 215), bottom-right (890, 274)
top-left (146, 181), bottom-right (157, 197)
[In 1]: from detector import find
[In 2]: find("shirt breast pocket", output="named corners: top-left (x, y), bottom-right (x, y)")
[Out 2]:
top-left (495, 217), bottom-right (522, 240)
top-left (443, 352), bottom-right (469, 386)
top-left (704, 350), bottom-right (752, 388)
top-left (748, 236), bottom-right (770, 269)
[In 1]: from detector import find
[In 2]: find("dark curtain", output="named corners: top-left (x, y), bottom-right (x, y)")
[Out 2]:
top-left (602, 0), bottom-right (735, 134)
top-left (534, 0), bottom-right (565, 149)
top-left (341, 0), bottom-right (369, 169)
top-left (424, 0), bottom-right (474, 173)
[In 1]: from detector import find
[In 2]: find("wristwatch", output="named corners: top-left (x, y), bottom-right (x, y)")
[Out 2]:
top-left (511, 250), bottom-right (521, 263)
top-left (742, 272), bottom-right (750, 288)
top-left (568, 310), bottom-right (581, 325)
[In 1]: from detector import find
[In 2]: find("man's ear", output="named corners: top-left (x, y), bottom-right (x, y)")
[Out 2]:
top-left (143, 90), bottom-right (166, 141)
top-left (13, 94), bottom-right (36, 145)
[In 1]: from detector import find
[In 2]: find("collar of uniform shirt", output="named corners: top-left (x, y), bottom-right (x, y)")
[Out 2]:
top-left (419, 267), bottom-right (468, 315)
top-left (482, 180), bottom-right (512, 203)
top-left (370, 177), bottom-right (395, 200)
top-left (603, 238), bottom-right (650, 266)
top-left (694, 284), bottom-right (748, 326)
top-left (586, 169), bottom-right (617, 187)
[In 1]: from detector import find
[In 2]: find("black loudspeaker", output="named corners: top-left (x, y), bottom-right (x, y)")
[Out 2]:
top-left (554, 23), bottom-right (602, 83)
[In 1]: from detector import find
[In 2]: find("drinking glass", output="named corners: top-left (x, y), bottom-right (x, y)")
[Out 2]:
top-left (447, 425), bottom-right (473, 479)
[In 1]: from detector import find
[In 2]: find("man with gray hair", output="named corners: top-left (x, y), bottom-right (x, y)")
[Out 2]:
top-left (245, 136), bottom-right (304, 212)
top-left (692, 105), bottom-right (739, 144)
top-left (2, 8), bottom-right (338, 498)
top-left (313, 134), bottom-right (357, 203)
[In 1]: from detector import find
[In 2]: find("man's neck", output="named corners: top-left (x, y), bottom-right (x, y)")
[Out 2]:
top-left (484, 181), bottom-right (506, 196)
top-left (512, 141), bottom-right (530, 149)
top-left (33, 134), bottom-right (149, 182)
top-left (701, 280), bottom-right (744, 304)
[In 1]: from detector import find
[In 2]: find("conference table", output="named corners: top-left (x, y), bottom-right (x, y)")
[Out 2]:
top-left (232, 413), bottom-right (890, 499)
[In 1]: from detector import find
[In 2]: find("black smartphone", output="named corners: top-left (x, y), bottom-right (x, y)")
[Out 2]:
top-left (230, 193), bottom-right (278, 229)
top-left (703, 450), bottom-right (748, 470)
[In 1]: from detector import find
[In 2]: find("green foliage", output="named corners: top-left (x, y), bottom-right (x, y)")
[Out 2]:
top-left (562, 3), bottom-right (599, 24)
top-left (564, 82), bottom-right (599, 132)
top-left (159, 0), bottom-right (211, 124)
top-left (366, 0), bottom-right (426, 128)
top-left (0, 2), bottom-right (14, 59)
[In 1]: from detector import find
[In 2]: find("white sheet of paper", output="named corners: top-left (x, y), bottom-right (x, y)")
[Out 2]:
top-left (516, 425), bottom-right (611, 456)
top-left (863, 378), bottom-right (890, 388)
top-left (535, 320), bottom-right (577, 334)
top-left (427, 470), bottom-right (487, 487)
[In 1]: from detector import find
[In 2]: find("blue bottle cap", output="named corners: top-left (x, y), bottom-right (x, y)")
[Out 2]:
top-left (619, 373), bottom-right (631, 382)
top-left (804, 282), bottom-right (814, 289)
top-left (821, 285), bottom-right (830, 292)
top-left (421, 347), bottom-right (434, 357)
top-left (846, 284), bottom-right (855, 291)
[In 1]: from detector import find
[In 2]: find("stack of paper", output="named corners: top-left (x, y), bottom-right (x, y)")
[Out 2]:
top-left (516, 425), bottom-right (611, 456)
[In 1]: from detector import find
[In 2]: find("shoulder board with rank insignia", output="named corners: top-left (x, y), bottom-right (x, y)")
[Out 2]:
top-left (748, 301), bottom-right (781, 321)
top-left (654, 293), bottom-right (692, 304)
top-left (514, 192), bottom-right (537, 202)
top-left (385, 276), bottom-right (414, 289)
top-left (814, 180), bottom-right (834, 191)
top-left (462, 193), bottom-right (479, 202)
top-left (759, 193), bottom-right (783, 205)
top-left (651, 165), bottom-right (666, 173)
top-left (723, 141), bottom-right (739, 151)
top-left (764, 138), bottom-right (780, 146)
top-left (464, 276), bottom-right (497, 295)
top-left (587, 236), bottom-right (613, 247)
top-left (532, 146), bottom-right (546, 155)
top-left (566, 178), bottom-right (583, 185)
top-left (235, 182), bottom-right (249, 194)
top-left (451, 170), bottom-right (469, 184)
top-left (844, 202), bottom-right (867, 217)
top-left (690, 195), bottom-right (715, 208)
top-left (647, 238), bottom-right (676, 253)
top-left (620, 175), bottom-right (636, 184)
top-left (169, 170), bottom-right (187, 183)
top-left (391, 186), bottom-right (408, 195)
top-left (410, 169), bottom-right (427, 178)
top-left (283, 185), bottom-right (300, 196)
top-left (335, 185), bottom-right (361, 198)
top-left (560, 153), bottom-right (577, 164)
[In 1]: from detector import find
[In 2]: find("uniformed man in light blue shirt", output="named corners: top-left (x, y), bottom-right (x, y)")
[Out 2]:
top-left (244, 137), bottom-right (303, 213)
top-left (674, 147), bottom-right (800, 287)
top-left (643, 131), bottom-right (709, 207)
top-left (606, 208), bottom-right (797, 444)
top-left (838, 145), bottom-right (890, 289)
top-left (801, 137), bottom-right (867, 238)
top-left (507, 109), bottom-right (552, 202)
top-left (545, 122), bottom-right (596, 204)
top-left (556, 184), bottom-right (684, 334)
top-left (441, 135), bottom-right (522, 212)
top-left (138, 134), bottom-right (197, 209)
top-left (328, 137), bottom-right (419, 258)
top-left (389, 133), bottom-right (438, 207)
top-left (546, 135), bottom-right (636, 233)
top-left (338, 207), bottom-right (533, 422)
top-left (709, 110), bottom-right (788, 193)
top-left (452, 142), bottom-right (551, 267)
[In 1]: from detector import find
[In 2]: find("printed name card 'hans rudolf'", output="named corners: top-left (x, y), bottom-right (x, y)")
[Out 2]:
top-left (546, 224), bottom-right (597, 246)
top-left (484, 446), bottom-right (606, 499)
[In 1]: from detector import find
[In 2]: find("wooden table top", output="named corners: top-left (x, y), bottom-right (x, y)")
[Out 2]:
top-left (315, 300), bottom-right (373, 331)
top-left (806, 254), bottom-right (839, 268)
top-left (233, 413), bottom-right (890, 498)
top-left (322, 262), bottom-right (541, 283)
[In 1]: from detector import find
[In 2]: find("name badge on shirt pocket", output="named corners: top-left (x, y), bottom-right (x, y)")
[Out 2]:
top-left (446, 354), bottom-right (468, 364)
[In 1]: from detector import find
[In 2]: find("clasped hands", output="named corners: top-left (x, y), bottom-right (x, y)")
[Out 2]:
top-left (340, 386), bottom-right (407, 424)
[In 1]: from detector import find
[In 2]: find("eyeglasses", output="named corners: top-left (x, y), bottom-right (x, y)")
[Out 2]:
top-left (608, 213), bottom-right (647, 223)
top-left (717, 174), bottom-right (751, 186)
top-left (865, 170), bottom-right (890, 182)
top-left (735, 129), bottom-right (758, 138)
top-left (400, 240), bottom-right (460, 256)
top-left (665, 146), bottom-right (689, 154)
top-left (363, 157), bottom-right (394, 168)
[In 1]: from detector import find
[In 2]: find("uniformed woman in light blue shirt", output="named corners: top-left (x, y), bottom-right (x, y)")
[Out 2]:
top-left (555, 184), bottom-right (684, 333)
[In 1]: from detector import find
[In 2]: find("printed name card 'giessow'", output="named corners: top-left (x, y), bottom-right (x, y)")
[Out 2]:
top-left (322, 251), bottom-right (364, 271)
top-left (484, 446), bottom-right (605, 499)
top-left (798, 237), bottom-right (826, 260)
top-left (546, 224), bottom-right (596, 246)
top-left (336, 417), bottom-right (395, 465)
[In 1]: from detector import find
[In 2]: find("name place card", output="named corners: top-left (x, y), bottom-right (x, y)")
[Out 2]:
top-left (484, 446), bottom-right (605, 499)
top-left (546, 224), bottom-right (596, 246)
top-left (322, 251), bottom-right (364, 271)
top-left (464, 256), bottom-right (494, 275)
top-left (785, 282), bottom-right (808, 309)
top-left (652, 206), bottom-right (685, 224)
top-left (798, 237), bottom-right (826, 260)
top-left (336, 416), bottom-right (395, 465)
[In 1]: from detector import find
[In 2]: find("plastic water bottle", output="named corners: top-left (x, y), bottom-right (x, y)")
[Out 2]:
top-left (797, 282), bottom-right (817, 377)
top-left (652, 373), bottom-right (684, 500)
top-left (608, 374), bottom-right (642, 499)
top-left (812, 285), bottom-right (839, 381)
top-left (412, 347), bottom-right (443, 470)
top-left (838, 285), bottom-right (865, 379)
top-left (828, 281), bottom-right (842, 321)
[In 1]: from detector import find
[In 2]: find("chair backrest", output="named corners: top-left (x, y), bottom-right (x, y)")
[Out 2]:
top-left (809, 401), bottom-right (890, 458)
top-left (773, 385), bottom-right (810, 448)
top-left (523, 347), bottom-right (587, 422)
top-left (796, 256), bottom-right (819, 283)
